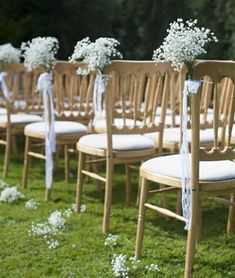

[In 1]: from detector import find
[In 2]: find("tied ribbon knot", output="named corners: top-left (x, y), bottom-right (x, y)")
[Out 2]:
top-left (181, 79), bottom-right (201, 230)
top-left (36, 72), bottom-right (55, 189)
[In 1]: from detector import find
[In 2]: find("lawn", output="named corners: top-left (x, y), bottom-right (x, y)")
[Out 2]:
top-left (0, 145), bottom-right (235, 278)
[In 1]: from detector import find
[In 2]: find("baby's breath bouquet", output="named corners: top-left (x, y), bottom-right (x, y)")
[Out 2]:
top-left (0, 43), bottom-right (20, 67)
top-left (69, 37), bottom-right (122, 75)
top-left (21, 36), bottom-right (59, 71)
top-left (153, 18), bottom-right (218, 77)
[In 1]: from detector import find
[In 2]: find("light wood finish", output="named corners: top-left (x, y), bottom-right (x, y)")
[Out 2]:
top-left (76, 60), bottom-right (173, 233)
top-left (0, 63), bottom-right (43, 178)
top-left (22, 61), bottom-right (95, 200)
top-left (135, 60), bottom-right (235, 278)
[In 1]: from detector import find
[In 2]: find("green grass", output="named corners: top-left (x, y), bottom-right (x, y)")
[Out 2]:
top-left (0, 146), bottom-right (235, 278)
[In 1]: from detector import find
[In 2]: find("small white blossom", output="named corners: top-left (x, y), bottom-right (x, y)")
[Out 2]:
top-left (0, 180), bottom-right (8, 190)
top-left (129, 256), bottom-right (140, 270)
top-left (104, 234), bottom-right (119, 248)
top-left (69, 37), bottom-right (122, 75)
top-left (0, 186), bottom-right (25, 203)
top-left (48, 211), bottom-right (65, 229)
top-left (146, 263), bottom-right (160, 273)
top-left (29, 222), bottom-right (60, 237)
top-left (0, 43), bottom-right (20, 66)
top-left (21, 36), bottom-right (59, 71)
top-left (25, 199), bottom-right (39, 210)
top-left (153, 18), bottom-right (218, 71)
top-left (63, 208), bottom-right (73, 218)
top-left (112, 254), bottom-right (129, 278)
top-left (47, 238), bottom-right (60, 249)
top-left (80, 204), bottom-right (86, 213)
top-left (72, 203), bottom-right (86, 212)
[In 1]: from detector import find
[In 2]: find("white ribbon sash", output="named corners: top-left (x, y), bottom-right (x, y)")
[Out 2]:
top-left (36, 72), bottom-right (56, 189)
top-left (93, 72), bottom-right (111, 124)
top-left (181, 79), bottom-right (201, 230)
top-left (93, 72), bottom-right (106, 124)
top-left (0, 72), bottom-right (10, 101)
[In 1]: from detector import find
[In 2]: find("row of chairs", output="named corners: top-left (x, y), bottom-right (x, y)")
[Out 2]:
top-left (0, 60), bottom-right (235, 277)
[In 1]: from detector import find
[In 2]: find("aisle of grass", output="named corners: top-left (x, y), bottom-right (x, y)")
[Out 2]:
top-left (0, 147), bottom-right (235, 278)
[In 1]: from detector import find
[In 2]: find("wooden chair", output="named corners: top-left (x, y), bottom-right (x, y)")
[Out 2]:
top-left (76, 60), bottom-right (173, 233)
top-left (0, 63), bottom-right (43, 178)
top-left (22, 61), bottom-right (95, 200)
top-left (135, 60), bottom-right (235, 278)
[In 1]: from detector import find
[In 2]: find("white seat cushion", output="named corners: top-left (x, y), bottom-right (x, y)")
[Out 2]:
top-left (155, 113), bottom-right (214, 127)
top-left (93, 118), bottom-right (142, 132)
top-left (0, 113), bottom-right (42, 126)
top-left (0, 108), bottom-right (6, 114)
top-left (141, 154), bottom-right (235, 181)
top-left (145, 127), bottom-right (215, 144)
top-left (25, 121), bottom-right (88, 136)
top-left (78, 134), bottom-right (155, 151)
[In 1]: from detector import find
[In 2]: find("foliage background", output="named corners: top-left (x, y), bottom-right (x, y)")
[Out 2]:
top-left (0, 0), bottom-right (234, 60)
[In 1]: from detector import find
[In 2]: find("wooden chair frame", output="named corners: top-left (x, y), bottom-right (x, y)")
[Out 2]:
top-left (135, 60), bottom-right (235, 278)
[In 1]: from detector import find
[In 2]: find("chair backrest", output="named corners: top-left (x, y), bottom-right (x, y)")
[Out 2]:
top-left (103, 60), bottom-right (173, 154)
top-left (0, 63), bottom-right (43, 115)
top-left (53, 61), bottom-right (95, 124)
top-left (191, 61), bottom-right (235, 186)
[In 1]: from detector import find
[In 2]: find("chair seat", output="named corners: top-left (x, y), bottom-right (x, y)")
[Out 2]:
top-left (141, 154), bottom-right (235, 181)
top-left (93, 118), bottom-right (142, 132)
top-left (78, 134), bottom-right (155, 151)
top-left (0, 113), bottom-right (43, 127)
top-left (0, 108), bottom-right (7, 114)
top-left (145, 127), bottom-right (215, 145)
top-left (25, 121), bottom-right (88, 138)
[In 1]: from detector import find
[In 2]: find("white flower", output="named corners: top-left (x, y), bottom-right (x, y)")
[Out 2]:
top-left (0, 180), bottom-right (8, 190)
top-left (0, 186), bottom-right (25, 203)
top-left (153, 18), bottom-right (218, 71)
top-left (25, 199), bottom-right (39, 210)
top-left (47, 238), bottom-right (60, 249)
top-left (104, 234), bottom-right (119, 248)
top-left (146, 263), bottom-right (160, 272)
top-left (48, 211), bottom-right (65, 229)
top-left (0, 43), bottom-right (20, 66)
top-left (69, 37), bottom-right (122, 75)
top-left (129, 256), bottom-right (140, 270)
top-left (21, 36), bottom-right (59, 71)
top-left (29, 222), bottom-right (60, 237)
top-left (72, 203), bottom-right (86, 212)
top-left (111, 254), bottom-right (129, 278)
top-left (63, 208), bottom-right (73, 218)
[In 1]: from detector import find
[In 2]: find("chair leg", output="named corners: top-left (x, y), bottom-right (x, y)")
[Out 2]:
top-left (11, 136), bottom-right (18, 155)
top-left (176, 190), bottom-right (182, 215)
top-left (22, 136), bottom-right (31, 188)
top-left (92, 156), bottom-right (101, 191)
top-left (102, 157), bottom-right (113, 234)
top-left (227, 193), bottom-right (235, 234)
top-left (159, 184), bottom-right (170, 221)
top-left (184, 192), bottom-right (199, 278)
top-left (135, 178), bottom-right (149, 257)
top-left (136, 176), bottom-right (142, 206)
top-left (64, 145), bottom-right (70, 183)
top-left (45, 188), bottom-right (51, 201)
top-left (125, 163), bottom-right (132, 206)
top-left (196, 199), bottom-right (202, 243)
top-left (76, 151), bottom-right (85, 213)
top-left (3, 127), bottom-right (11, 178)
